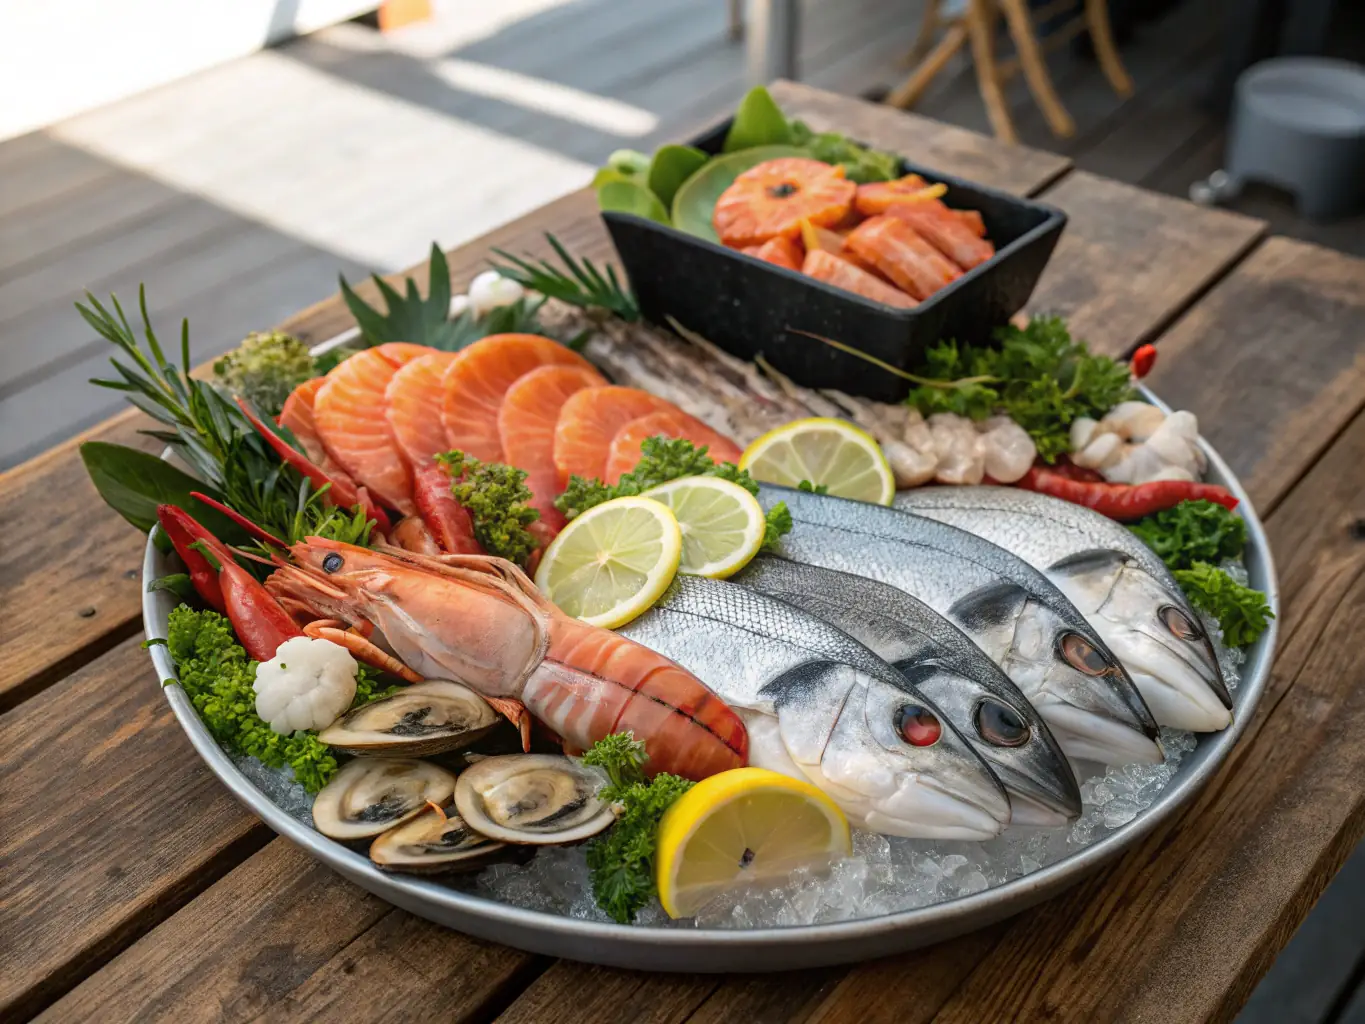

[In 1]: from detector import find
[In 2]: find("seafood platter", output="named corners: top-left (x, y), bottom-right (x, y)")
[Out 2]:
top-left (81, 87), bottom-right (1277, 971)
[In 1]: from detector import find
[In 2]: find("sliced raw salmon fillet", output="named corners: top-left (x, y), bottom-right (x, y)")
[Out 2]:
top-left (741, 235), bottom-right (803, 271)
top-left (802, 249), bottom-right (918, 309)
top-left (604, 410), bottom-right (743, 484)
top-left (499, 364), bottom-right (608, 534)
top-left (801, 219), bottom-right (884, 278)
top-left (553, 386), bottom-right (678, 485)
top-left (713, 157), bottom-right (856, 248)
top-left (886, 201), bottom-right (996, 270)
top-left (386, 351), bottom-right (481, 554)
top-left (313, 343), bottom-right (431, 514)
top-left (844, 215), bottom-right (963, 301)
top-left (955, 209), bottom-right (987, 237)
top-left (441, 334), bottom-right (593, 464)
top-left (279, 377), bottom-right (355, 485)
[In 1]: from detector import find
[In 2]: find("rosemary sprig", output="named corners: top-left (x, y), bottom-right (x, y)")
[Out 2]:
top-left (489, 233), bottom-right (640, 322)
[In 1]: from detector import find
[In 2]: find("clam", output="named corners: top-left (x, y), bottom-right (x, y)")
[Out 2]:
top-left (454, 754), bottom-right (615, 845)
top-left (369, 804), bottom-right (507, 873)
top-left (312, 757), bottom-right (456, 840)
top-left (318, 680), bottom-right (498, 757)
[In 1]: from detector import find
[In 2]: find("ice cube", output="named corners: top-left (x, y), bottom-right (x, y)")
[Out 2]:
top-left (1103, 797), bottom-right (1140, 829)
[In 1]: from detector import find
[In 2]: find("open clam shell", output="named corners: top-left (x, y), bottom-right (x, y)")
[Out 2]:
top-left (318, 680), bottom-right (499, 758)
top-left (454, 754), bottom-right (615, 845)
top-left (312, 757), bottom-right (457, 840)
top-left (369, 804), bottom-right (508, 874)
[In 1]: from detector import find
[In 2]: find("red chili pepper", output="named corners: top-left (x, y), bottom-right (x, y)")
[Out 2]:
top-left (1014, 466), bottom-right (1238, 521)
top-left (1046, 459), bottom-right (1105, 484)
top-left (1131, 344), bottom-right (1157, 379)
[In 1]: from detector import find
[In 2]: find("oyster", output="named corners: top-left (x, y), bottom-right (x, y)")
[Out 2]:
top-left (312, 757), bottom-right (456, 840)
top-left (318, 680), bottom-right (497, 757)
top-left (454, 754), bottom-right (615, 844)
top-left (369, 804), bottom-right (507, 873)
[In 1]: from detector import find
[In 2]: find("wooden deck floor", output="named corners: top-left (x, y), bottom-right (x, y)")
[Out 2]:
top-left (3, 2), bottom-right (1365, 1018)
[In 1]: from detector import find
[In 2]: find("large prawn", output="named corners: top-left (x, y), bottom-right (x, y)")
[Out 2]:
top-left (157, 505), bottom-right (748, 781)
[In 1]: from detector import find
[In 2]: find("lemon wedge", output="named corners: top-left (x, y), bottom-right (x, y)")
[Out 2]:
top-left (738, 417), bottom-right (895, 505)
top-left (655, 767), bottom-right (852, 919)
top-left (534, 496), bottom-right (681, 628)
top-left (642, 476), bottom-right (767, 579)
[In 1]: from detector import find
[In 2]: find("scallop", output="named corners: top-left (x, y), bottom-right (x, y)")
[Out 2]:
top-left (318, 680), bottom-right (498, 757)
top-left (369, 804), bottom-right (506, 873)
top-left (454, 754), bottom-right (615, 845)
top-left (312, 757), bottom-right (456, 840)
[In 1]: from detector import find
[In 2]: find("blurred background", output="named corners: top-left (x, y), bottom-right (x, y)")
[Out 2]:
top-left (1, 3), bottom-right (1363, 1011)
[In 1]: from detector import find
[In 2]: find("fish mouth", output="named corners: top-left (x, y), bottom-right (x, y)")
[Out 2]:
top-left (1102, 629), bottom-right (1232, 732)
top-left (1038, 703), bottom-right (1164, 766)
top-left (861, 773), bottom-right (1012, 841)
top-left (991, 763), bottom-right (1082, 825)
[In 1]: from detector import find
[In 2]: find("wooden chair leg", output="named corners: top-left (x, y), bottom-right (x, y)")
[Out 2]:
top-left (1084, 0), bottom-right (1134, 97)
top-left (966, 0), bottom-right (1018, 145)
top-left (899, 0), bottom-right (944, 67)
top-left (886, 19), bottom-right (969, 109)
top-left (727, 0), bottom-right (744, 41)
top-left (999, 0), bottom-right (1076, 138)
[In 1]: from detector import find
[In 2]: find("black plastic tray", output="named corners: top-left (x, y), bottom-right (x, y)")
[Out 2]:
top-left (601, 117), bottom-right (1067, 402)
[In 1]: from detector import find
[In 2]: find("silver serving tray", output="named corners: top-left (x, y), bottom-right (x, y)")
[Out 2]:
top-left (141, 388), bottom-right (1278, 972)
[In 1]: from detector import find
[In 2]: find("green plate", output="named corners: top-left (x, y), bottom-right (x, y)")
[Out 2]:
top-left (670, 145), bottom-right (809, 244)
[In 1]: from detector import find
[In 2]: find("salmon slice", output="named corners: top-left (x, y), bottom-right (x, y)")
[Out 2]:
top-left (802, 249), bottom-right (919, 309)
top-left (386, 351), bottom-right (481, 553)
top-left (441, 334), bottom-right (594, 463)
top-left (800, 219), bottom-right (884, 278)
top-left (553, 386), bottom-right (678, 485)
top-left (499, 364), bottom-right (608, 535)
top-left (278, 377), bottom-right (355, 485)
top-left (604, 410), bottom-right (744, 484)
top-left (886, 201), bottom-right (996, 270)
top-left (313, 343), bottom-right (431, 515)
top-left (955, 209), bottom-right (987, 237)
top-left (741, 236), bottom-right (803, 271)
top-left (843, 215), bottom-right (963, 301)
top-left (714, 157), bottom-right (856, 247)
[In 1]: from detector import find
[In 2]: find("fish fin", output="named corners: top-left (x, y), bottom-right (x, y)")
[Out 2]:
top-left (1048, 548), bottom-right (1130, 578)
top-left (948, 582), bottom-right (1028, 631)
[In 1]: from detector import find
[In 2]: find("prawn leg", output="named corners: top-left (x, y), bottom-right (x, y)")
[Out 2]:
top-left (303, 621), bottom-right (423, 683)
top-left (484, 695), bottom-right (534, 752)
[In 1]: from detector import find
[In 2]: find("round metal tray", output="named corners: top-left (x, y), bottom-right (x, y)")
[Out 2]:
top-left (140, 391), bottom-right (1278, 972)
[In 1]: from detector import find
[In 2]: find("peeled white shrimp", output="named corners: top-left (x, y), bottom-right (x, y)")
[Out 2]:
top-left (978, 415), bottom-right (1037, 482)
top-left (928, 413), bottom-right (985, 485)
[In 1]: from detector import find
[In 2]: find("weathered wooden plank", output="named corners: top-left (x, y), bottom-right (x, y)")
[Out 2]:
top-left (493, 963), bottom-right (715, 1024)
top-left (1142, 237), bottom-right (1365, 513)
top-left (1028, 170), bottom-right (1266, 357)
top-left (0, 638), bottom-right (266, 1021)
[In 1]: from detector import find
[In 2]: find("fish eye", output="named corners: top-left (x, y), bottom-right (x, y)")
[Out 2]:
top-left (322, 552), bottom-right (344, 574)
top-left (1060, 632), bottom-right (1111, 676)
top-left (975, 699), bottom-right (1030, 747)
top-left (1160, 605), bottom-right (1202, 641)
top-left (895, 705), bottom-right (941, 747)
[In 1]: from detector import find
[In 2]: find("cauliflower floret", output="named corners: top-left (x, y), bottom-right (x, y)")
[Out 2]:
top-left (253, 636), bottom-right (358, 734)
top-left (466, 271), bottom-right (526, 318)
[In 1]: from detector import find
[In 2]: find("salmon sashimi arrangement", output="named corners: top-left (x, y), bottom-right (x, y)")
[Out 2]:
top-left (442, 334), bottom-right (595, 463)
top-left (604, 411), bottom-right (744, 484)
top-left (499, 364), bottom-right (608, 534)
top-left (279, 376), bottom-right (355, 486)
top-left (313, 343), bottom-right (430, 514)
top-left (714, 162), bottom-right (997, 308)
top-left (553, 385), bottom-right (677, 485)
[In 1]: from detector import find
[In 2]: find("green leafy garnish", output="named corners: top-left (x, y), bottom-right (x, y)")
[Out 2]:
top-left (646, 145), bottom-right (709, 209)
top-left (211, 331), bottom-right (317, 417)
top-left (797, 480), bottom-right (829, 494)
top-left (788, 118), bottom-right (900, 183)
top-left (340, 243), bottom-right (458, 349)
top-left (436, 450), bottom-right (541, 566)
top-left (553, 437), bottom-right (791, 551)
top-left (1172, 562), bottom-right (1273, 647)
top-left (489, 234), bottom-right (639, 322)
top-left (597, 179), bottom-right (671, 225)
top-left (164, 605), bottom-right (396, 793)
top-left (1129, 500), bottom-right (1247, 572)
top-left (723, 85), bottom-right (794, 152)
top-left (903, 317), bottom-right (1138, 462)
top-left (581, 731), bottom-right (693, 924)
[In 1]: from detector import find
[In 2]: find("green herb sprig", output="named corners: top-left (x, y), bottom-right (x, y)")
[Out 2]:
top-left (1172, 562), bottom-right (1274, 647)
top-left (436, 450), bottom-right (541, 566)
top-left (490, 234), bottom-right (639, 322)
top-left (1129, 500), bottom-right (1247, 572)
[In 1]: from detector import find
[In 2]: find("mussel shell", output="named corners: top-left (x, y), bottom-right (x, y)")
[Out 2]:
top-left (318, 680), bottom-right (498, 757)
top-left (454, 753), bottom-right (615, 845)
top-left (312, 757), bottom-right (456, 840)
top-left (369, 804), bottom-right (507, 874)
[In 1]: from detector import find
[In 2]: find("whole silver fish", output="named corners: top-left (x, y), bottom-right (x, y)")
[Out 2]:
top-left (894, 487), bottom-right (1232, 732)
top-left (618, 575), bottom-right (1012, 840)
top-left (733, 554), bottom-right (1081, 826)
top-left (760, 486), bottom-right (1161, 767)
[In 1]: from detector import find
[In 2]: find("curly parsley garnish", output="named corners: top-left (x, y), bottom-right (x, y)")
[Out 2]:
top-left (437, 450), bottom-right (541, 566)
top-left (1129, 499), bottom-right (1247, 572)
top-left (1172, 562), bottom-right (1273, 647)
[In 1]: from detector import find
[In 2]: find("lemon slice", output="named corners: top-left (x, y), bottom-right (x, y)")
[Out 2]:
top-left (642, 477), bottom-right (767, 579)
top-left (655, 767), bottom-right (852, 919)
top-left (534, 496), bottom-right (681, 628)
top-left (739, 417), bottom-right (895, 505)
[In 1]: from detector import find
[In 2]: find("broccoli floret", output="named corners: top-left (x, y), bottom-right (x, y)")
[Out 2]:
top-left (212, 331), bottom-right (317, 416)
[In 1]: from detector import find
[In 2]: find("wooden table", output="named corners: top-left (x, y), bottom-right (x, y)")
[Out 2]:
top-left (4, 81), bottom-right (1365, 1024)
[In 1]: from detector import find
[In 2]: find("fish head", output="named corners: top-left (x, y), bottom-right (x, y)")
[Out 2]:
top-left (1048, 550), bottom-right (1231, 732)
top-left (762, 662), bottom-right (1012, 840)
top-left (896, 659), bottom-right (1081, 826)
top-left (951, 583), bottom-right (1163, 767)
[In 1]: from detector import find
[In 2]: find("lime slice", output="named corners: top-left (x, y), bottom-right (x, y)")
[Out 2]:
top-left (670, 144), bottom-right (809, 242)
top-left (533, 496), bottom-right (681, 628)
top-left (739, 417), bottom-right (895, 505)
top-left (655, 767), bottom-right (851, 919)
top-left (643, 476), bottom-right (767, 579)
